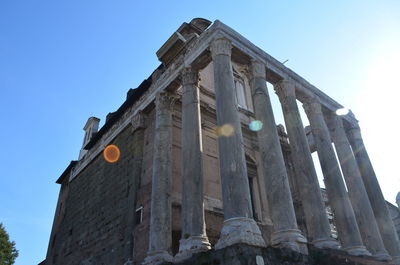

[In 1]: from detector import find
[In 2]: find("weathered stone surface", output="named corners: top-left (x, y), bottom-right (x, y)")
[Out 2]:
top-left (144, 91), bottom-right (176, 265)
top-left (46, 126), bottom-right (145, 265)
top-left (388, 202), bottom-right (400, 241)
top-left (126, 125), bottom-right (146, 261)
top-left (303, 97), bottom-right (370, 257)
top-left (397, 193), bottom-right (400, 209)
top-left (214, 217), bottom-right (266, 250)
top-left (164, 244), bottom-right (388, 265)
top-left (251, 61), bottom-right (307, 252)
top-left (176, 67), bottom-right (210, 259)
top-left (210, 38), bottom-right (266, 248)
top-left (327, 114), bottom-right (390, 261)
top-left (44, 18), bottom-right (400, 265)
top-left (274, 79), bottom-right (338, 250)
top-left (347, 124), bottom-right (400, 264)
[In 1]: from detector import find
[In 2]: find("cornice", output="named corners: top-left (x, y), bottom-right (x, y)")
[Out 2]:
top-left (69, 19), bottom-right (358, 181)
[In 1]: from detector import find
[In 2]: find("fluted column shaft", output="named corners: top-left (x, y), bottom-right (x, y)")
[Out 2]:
top-left (251, 63), bottom-right (306, 252)
top-left (210, 38), bottom-right (266, 250)
top-left (328, 115), bottom-right (390, 261)
top-left (177, 67), bottom-right (210, 259)
top-left (144, 92), bottom-right (174, 265)
top-left (274, 80), bottom-right (338, 249)
top-left (303, 97), bottom-right (370, 256)
top-left (347, 124), bottom-right (400, 263)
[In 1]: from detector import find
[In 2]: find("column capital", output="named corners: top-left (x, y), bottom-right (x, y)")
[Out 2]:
top-left (346, 124), bottom-right (363, 141)
top-left (326, 113), bottom-right (345, 130)
top-left (181, 67), bottom-right (199, 87)
top-left (155, 91), bottom-right (176, 111)
top-left (130, 111), bottom-right (146, 133)
top-left (250, 60), bottom-right (266, 79)
top-left (326, 114), bottom-right (349, 145)
top-left (274, 79), bottom-right (296, 102)
top-left (210, 38), bottom-right (232, 58)
top-left (303, 96), bottom-right (323, 116)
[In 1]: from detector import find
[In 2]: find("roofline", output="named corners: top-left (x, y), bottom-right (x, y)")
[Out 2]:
top-left (68, 19), bottom-right (360, 182)
top-left (84, 74), bottom-right (154, 150)
top-left (56, 160), bottom-right (78, 184)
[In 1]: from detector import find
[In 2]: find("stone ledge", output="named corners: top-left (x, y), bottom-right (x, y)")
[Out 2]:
top-left (160, 243), bottom-right (394, 265)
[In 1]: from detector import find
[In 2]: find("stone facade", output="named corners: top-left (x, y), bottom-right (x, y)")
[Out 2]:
top-left (42, 18), bottom-right (400, 265)
top-left (388, 201), bottom-right (400, 240)
top-left (45, 126), bottom-right (146, 265)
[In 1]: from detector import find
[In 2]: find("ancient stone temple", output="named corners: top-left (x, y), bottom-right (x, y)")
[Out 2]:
top-left (41, 18), bottom-right (400, 265)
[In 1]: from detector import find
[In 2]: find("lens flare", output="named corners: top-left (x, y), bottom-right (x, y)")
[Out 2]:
top-left (336, 108), bottom-right (349, 116)
top-left (249, 120), bottom-right (263, 131)
top-left (104, 145), bottom-right (121, 163)
top-left (213, 124), bottom-right (235, 137)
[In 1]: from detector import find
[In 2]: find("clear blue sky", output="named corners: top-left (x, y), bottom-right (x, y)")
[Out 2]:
top-left (1, 1), bottom-right (399, 264)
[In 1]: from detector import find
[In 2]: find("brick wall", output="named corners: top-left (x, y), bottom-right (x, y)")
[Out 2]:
top-left (48, 125), bottom-right (145, 265)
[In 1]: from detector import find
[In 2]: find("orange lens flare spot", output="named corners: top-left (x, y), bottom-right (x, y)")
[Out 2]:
top-left (103, 145), bottom-right (121, 163)
top-left (212, 124), bottom-right (235, 137)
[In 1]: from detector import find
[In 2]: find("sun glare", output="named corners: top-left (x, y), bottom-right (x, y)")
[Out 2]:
top-left (335, 108), bottom-right (349, 116)
top-left (356, 43), bottom-right (400, 203)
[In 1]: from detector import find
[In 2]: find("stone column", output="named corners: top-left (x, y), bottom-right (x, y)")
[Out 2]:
top-left (274, 80), bottom-right (338, 250)
top-left (176, 67), bottom-right (210, 260)
top-left (143, 92), bottom-right (175, 265)
top-left (347, 123), bottom-right (400, 263)
top-left (303, 96), bottom-right (370, 256)
top-left (251, 62), bottom-right (307, 252)
top-left (210, 38), bottom-right (266, 250)
top-left (125, 113), bottom-right (146, 264)
top-left (327, 114), bottom-right (390, 261)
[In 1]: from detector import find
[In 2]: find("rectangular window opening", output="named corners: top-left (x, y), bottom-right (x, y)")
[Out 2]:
top-left (235, 79), bottom-right (247, 109)
top-left (135, 206), bottom-right (143, 225)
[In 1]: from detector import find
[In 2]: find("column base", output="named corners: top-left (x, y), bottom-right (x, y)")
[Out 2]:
top-left (174, 236), bottom-right (211, 262)
top-left (123, 259), bottom-right (134, 265)
top-left (392, 255), bottom-right (400, 265)
top-left (371, 250), bottom-right (391, 262)
top-left (215, 217), bottom-right (266, 250)
top-left (271, 229), bottom-right (308, 254)
top-left (312, 237), bottom-right (340, 250)
top-left (142, 250), bottom-right (173, 265)
top-left (343, 245), bottom-right (371, 257)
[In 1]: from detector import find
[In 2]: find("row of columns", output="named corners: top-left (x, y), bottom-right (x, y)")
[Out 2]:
top-left (143, 37), bottom-right (400, 264)
top-left (327, 112), bottom-right (389, 259)
top-left (250, 61), bottom-right (307, 252)
top-left (347, 125), bottom-right (400, 263)
top-left (303, 97), bottom-right (375, 257)
top-left (274, 81), bottom-right (339, 250)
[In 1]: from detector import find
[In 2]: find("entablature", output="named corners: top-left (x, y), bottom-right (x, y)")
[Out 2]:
top-left (68, 18), bottom-right (358, 182)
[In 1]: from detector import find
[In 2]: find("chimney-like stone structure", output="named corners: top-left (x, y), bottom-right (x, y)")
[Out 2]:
top-left (78, 117), bottom-right (100, 160)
